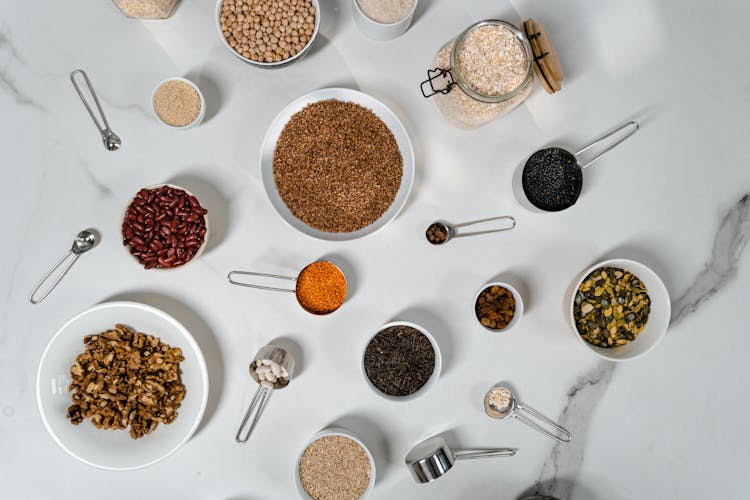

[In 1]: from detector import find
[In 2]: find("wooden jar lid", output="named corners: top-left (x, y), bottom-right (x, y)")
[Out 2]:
top-left (522, 18), bottom-right (563, 94)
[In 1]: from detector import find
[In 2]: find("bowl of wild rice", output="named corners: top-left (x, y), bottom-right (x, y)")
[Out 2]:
top-left (261, 87), bottom-right (415, 241)
top-left (568, 258), bottom-right (670, 361)
top-left (295, 427), bottom-right (375, 500)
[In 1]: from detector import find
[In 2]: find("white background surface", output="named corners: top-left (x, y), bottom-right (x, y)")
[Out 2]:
top-left (1, 0), bottom-right (749, 499)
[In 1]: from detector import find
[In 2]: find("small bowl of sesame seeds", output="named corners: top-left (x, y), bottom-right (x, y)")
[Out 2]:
top-left (151, 78), bottom-right (205, 130)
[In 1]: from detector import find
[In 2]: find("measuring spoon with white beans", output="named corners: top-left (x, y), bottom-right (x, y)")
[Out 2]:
top-left (484, 385), bottom-right (572, 443)
top-left (425, 215), bottom-right (516, 245)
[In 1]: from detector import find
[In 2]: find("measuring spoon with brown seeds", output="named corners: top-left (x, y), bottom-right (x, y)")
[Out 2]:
top-left (426, 215), bottom-right (515, 245)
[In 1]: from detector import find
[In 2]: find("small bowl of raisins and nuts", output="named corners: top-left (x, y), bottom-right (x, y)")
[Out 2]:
top-left (122, 185), bottom-right (209, 270)
top-left (568, 258), bottom-right (670, 361)
top-left (473, 282), bottom-right (524, 333)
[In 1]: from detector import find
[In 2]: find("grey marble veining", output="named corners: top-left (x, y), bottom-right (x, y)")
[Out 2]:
top-left (0, 28), bottom-right (46, 111)
top-left (531, 193), bottom-right (750, 499)
top-left (79, 159), bottom-right (114, 198)
top-left (670, 194), bottom-right (750, 327)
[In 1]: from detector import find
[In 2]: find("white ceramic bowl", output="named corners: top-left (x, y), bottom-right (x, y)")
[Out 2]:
top-left (151, 77), bottom-right (206, 130)
top-left (261, 87), bottom-right (415, 241)
top-left (295, 427), bottom-right (376, 499)
top-left (473, 281), bottom-right (524, 333)
top-left (361, 321), bottom-right (442, 401)
top-left (36, 301), bottom-right (209, 470)
top-left (568, 258), bottom-right (670, 361)
top-left (122, 184), bottom-right (210, 270)
top-left (215, 0), bottom-right (320, 68)
top-left (352, 0), bottom-right (418, 41)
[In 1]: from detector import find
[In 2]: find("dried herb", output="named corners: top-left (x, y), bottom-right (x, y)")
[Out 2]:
top-left (364, 325), bottom-right (435, 397)
top-left (475, 285), bottom-right (515, 330)
top-left (574, 267), bottom-right (651, 348)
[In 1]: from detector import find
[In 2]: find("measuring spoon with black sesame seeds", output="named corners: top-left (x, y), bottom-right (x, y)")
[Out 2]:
top-left (521, 120), bottom-right (639, 212)
top-left (425, 215), bottom-right (516, 245)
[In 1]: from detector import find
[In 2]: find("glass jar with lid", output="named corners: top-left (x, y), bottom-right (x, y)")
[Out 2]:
top-left (420, 19), bottom-right (562, 129)
top-left (112, 0), bottom-right (180, 19)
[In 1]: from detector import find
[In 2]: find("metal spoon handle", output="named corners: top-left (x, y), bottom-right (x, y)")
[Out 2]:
top-left (70, 69), bottom-right (113, 137)
top-left (574, 120), bottom-right (639, 169)
top-left (452, 215), bottom-right (516, 238)
top-left (235, 385), bottom-right (272, 443)
top-left (514, 404), bottom-right (572, 443)
top-left (227, 270), bottom-right (297, 293)
top-left (29, 250), bottom-right (80, 304)
top-left (454, 448), bottom-right (517, 460)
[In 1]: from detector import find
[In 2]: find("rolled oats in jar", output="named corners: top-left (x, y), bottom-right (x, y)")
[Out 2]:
top-left (420, 19), bottom-right (562, 129)
top-left (112, 0), bottom-right (180, 19)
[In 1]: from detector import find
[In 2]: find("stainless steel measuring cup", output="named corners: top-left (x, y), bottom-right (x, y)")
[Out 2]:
top-left (405, 435), bottom-right (516, 484)
top-left (227, 260), bottom-right (347, 315)
top-left (484, 386), bottom-right (571, 443)
top-left (521, 120), bottom-right (639, 211)
top-left (236, 344), bottom-right (295, 443)
top-left (426, 215), bottom-right (516, 245)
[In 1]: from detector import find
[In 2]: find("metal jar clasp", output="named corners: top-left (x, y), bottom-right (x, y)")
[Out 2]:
top-left (420, 68), bottom-right (456, 98)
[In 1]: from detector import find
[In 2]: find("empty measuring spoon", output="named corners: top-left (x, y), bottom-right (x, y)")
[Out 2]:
top-left (484, 386), bottom-right (571, 443)
top-left (426, 215), bottom-right (516, 245)
top-left (29, 230), bottom-right (97, 304)
top-left (405, 435), bottom-right (516, 484)
top-left (236, 344), bottom-right (295, 443)
top-left (521, 120), bottom-right (639, 212)
top-left (71, 69), bottom-right (121, 151)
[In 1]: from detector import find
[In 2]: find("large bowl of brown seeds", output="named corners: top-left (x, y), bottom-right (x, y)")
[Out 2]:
top-left (568, 259), bottom-right (670, 361)
top-left (261, 88), bottom-right (415, 240)
top-left (215, 0), bottom-right (320, 67)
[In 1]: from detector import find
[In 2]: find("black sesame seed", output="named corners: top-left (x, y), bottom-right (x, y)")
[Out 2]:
top-left (522, 147), bottom-right (583, 211)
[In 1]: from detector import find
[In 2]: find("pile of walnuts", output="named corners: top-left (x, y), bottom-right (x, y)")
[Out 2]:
top-left (66, 324), bottom-right (185, 439)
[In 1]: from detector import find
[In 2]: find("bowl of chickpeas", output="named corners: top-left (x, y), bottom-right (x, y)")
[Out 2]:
top-left (216, 0), bottom-right (320, 68)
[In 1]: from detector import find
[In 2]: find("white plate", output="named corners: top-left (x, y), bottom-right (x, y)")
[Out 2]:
top-left (567, 259), bottom-right (670, 361)
top-left (261, 88), bottom-right (415, 241)
top-left (36, 301), bottom-right (209, 470)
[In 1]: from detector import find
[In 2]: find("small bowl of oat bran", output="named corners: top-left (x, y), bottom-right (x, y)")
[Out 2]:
top-left (295, 427), bottom-right (376, 499)
top-left (352, 0), bottom-right (418, 41)
top-left (151, 78), bottom-right (205, 130)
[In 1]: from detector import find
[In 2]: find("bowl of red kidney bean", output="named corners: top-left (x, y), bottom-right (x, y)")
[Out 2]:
top-left (122, 185), bottom-right (209, 270)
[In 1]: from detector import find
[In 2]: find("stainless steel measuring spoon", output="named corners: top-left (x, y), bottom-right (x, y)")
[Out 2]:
top-left (426, 215), bottom-right (516, 245)
top-left (521, 120), bottom-right (639, 212)
top-left (29, 230), bottom-right (97, 304)
top-left (405, 435), bottom-right (516, 484)
top-left (484, 386), bottom-right (571, 443)
top-left (227, 261), bottom-right (347, 315)
top-left (70, 69), bottom-right (121, 151)
top-left (236, 344), bottom-right (295, 443)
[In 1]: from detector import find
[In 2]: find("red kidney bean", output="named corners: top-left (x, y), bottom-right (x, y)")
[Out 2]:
top-left (122, 185), bottom-right (208, 269)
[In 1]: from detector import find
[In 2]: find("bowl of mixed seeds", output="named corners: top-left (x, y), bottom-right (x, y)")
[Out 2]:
top-left (568, 258), bottom-right (670, 361)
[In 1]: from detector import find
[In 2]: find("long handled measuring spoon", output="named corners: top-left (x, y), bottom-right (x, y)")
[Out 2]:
top-left (29, 230), bottom-right (97, 304)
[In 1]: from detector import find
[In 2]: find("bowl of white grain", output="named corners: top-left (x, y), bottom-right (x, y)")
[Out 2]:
top-left (151, 77), bottom-right (205, 130)
top-left (352, 0), bottom-right (418, 41)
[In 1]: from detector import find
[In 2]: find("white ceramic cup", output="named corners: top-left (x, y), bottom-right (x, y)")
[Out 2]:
top-left (151, 77), bottom-right (206, 130)
top-left (567, 258), bottom-right (670, 361)
top-left (351, 0), bottom-right (418, 41)
top-left (473, 281), bottom-right (524, 333)
top-left (361, 321), bottom-right (442, 401)
top-left (295, 427), bottom-right (376, 499)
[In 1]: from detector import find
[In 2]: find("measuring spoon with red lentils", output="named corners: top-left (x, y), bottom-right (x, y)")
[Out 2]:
top-left (426, 215), bottom-right (515, 245)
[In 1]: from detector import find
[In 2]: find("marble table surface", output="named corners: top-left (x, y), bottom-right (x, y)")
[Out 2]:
top-left (1, 0), bottom-right (748, 498)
